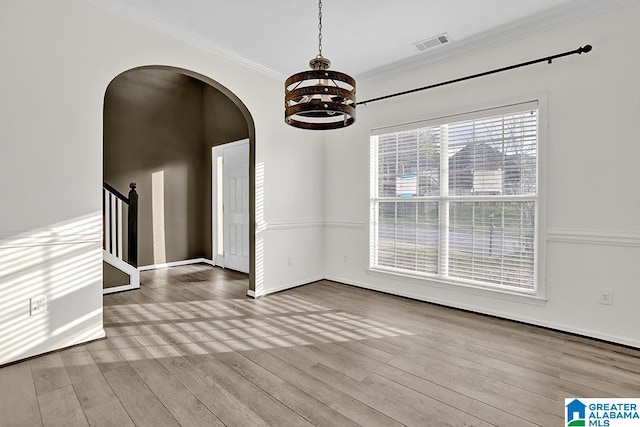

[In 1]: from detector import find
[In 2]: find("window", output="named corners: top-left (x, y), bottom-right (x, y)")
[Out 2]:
top-left (370, 101), bottom-right (540, 293)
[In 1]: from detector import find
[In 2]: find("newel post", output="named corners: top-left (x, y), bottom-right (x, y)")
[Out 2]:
top-left (127, 182), bottom-right (138, 267)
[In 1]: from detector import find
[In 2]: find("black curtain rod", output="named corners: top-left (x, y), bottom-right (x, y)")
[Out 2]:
top-left (356, 44), bottom-right (592, 106)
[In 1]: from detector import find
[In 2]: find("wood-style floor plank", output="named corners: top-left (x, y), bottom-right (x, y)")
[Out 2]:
top-left (0, 362), bottom-right (43, 427)
top-left (118, 346), bottom-right (224, 426)
top-left (384, 333), bottom-right (561, 400)
top-left (145, 344), bottom-right (270, 427)
top-left (87, 347), bottom-right (129, 374)
top-left (30, 353), bottom-right (72, 396)
top-left (386, 349), bottom-right (563, 425)
top-left (1, 264), bottom-right (639, 427)
top-left (362, 372), bottom-right (494, 427)
top-left (59, 348), bottom-right (134, 427)
top-left (37, 385), bottom-right (88, 427)
top-left (103, 364), bottom-right (180, 427)
top-left (241, 348), bottom-right (404, 426)
top-left (214, 350), bottom-right (361, 427)
top-left (186, 352), bottom-right (314, 426)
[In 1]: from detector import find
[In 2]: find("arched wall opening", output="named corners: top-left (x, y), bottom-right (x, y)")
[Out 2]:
top-left (103, 65), bottom-right (256, 292)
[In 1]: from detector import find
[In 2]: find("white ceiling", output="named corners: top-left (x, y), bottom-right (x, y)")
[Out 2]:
top-left (92, 0), bottom-right (639, 81)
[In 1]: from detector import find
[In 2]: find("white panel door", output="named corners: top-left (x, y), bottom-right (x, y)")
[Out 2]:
top-left (222, 140), bottom-right (249, 273)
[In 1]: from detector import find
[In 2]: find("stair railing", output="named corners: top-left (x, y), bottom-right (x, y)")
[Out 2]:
top-left (103, 182), bottom-right (138, 266)
top-left (103, 182), bottom-right (139, 293)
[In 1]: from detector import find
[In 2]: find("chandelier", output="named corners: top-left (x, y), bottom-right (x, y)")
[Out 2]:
top-left (284, 0), bottom-right (356, 130)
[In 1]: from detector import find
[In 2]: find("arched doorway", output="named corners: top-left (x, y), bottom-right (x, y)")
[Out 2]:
top-left (102, 66), bottom-right (255, 294)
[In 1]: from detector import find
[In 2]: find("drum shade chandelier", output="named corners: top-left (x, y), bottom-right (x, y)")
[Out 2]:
top-left (284, 0), bottom-right (356, 130)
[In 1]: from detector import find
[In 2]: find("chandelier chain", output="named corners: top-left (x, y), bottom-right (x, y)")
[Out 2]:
top-left (318, 0), bottom-right (323, 56)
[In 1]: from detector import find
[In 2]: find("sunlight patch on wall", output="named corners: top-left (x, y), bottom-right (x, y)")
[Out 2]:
top-left (152, 170), bottom-right (167, 265)
top-left (0, 213), bottom-right (103, 365)
top-left (254, 162), bottom-right (265, 296)
top-left (217, 155), bottom-right (224, 256)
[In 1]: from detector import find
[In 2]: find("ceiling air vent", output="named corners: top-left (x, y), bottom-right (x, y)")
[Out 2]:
top-left (413, 33), bottom-right (451, 52)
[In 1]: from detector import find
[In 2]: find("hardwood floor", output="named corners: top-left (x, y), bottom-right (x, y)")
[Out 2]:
top-left (1, 264), bottom-right (639, 426)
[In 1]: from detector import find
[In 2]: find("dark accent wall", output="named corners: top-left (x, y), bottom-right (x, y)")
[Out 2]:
top-left (201, 85), bottom-right (250, 258)
top-left (103, 263), bottom-right (130, 289)
top-left (103, 69), bottom-right (248, 281)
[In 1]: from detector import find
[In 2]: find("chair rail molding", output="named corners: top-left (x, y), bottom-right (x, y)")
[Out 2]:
top-left (547, 228), bottom-right (640, 247)
top-left (259, 220), bottom-right (367, 232)
top-left (324, 220), bottom-right (367, 229)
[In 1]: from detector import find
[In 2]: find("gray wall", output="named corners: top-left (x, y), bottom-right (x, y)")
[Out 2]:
top-left (104, 263), bottom-right (130, 289)
top-left (104, 69), bottom-right (248, 282)
top-left (201, 85), bottom-right (250, 258)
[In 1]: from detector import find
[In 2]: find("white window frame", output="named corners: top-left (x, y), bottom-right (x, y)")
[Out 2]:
top-left (369, 97), bottom-right (547, 301)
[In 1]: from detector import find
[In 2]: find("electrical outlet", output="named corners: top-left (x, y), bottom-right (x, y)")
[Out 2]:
top-left (343, 255), bottom-right (349, 264)
top-left (30, 296), bottom-right (47, 316)
top-left (288, 256), bottom-right (293, 267)
top-left (597, 289), bottom-right (613, 305)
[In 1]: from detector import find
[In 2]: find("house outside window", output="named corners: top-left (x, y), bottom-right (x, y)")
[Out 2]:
top-left (370, 100), bottom-right (540, 293)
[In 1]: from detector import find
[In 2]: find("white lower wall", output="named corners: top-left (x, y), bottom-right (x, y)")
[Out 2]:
top-left (0, 216), bottom-right (104, 365)
top-left (257, 223), bottom-right (324, 297)
top-left (323, 3), bottom-right (640, 348)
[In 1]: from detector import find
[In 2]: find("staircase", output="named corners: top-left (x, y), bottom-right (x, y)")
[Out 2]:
top-left (103, 182), bottom-right (140, 294)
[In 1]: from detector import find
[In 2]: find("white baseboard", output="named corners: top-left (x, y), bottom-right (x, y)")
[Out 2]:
top-left (255, 276), bottom-right (324, 298)
top-left (103, 284), bottom-right (139, 295)
top-left (246, 289), bottom-right (256, 298)
top-left (139, 258), bottom-right (215, 271)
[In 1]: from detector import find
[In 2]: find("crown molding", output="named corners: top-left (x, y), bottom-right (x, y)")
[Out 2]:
top-left (88, 0), bottom-right (285, 80)
top-left (357, 0), bottom-right (640, 83)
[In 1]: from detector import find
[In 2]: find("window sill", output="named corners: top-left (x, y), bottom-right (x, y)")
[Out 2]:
top-left (366, 267), bottom-right (548, 307)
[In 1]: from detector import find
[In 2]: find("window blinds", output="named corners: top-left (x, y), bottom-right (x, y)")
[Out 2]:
top-left (371, 101), bottom-right (538, 291)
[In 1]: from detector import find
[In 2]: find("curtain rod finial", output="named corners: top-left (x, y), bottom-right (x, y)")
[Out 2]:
top-left (580, 45), bottom-right (593, 54)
